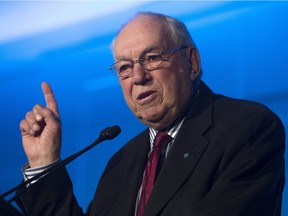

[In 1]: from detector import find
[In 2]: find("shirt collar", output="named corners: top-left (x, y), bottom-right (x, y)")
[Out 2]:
top-left (148, 117), bottom-right (185, 149)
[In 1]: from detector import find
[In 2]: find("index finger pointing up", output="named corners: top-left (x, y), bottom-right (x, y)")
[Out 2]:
top-left (41, 82), bottom-right (59, 115)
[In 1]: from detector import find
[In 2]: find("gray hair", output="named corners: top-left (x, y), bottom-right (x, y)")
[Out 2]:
top-left (111, 11), bottom-right (197, 52)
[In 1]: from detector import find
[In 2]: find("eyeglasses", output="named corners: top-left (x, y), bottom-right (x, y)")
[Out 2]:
top-left (109, 46), bottom-right (187, 78)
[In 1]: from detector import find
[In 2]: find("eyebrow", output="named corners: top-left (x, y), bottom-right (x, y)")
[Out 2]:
top-left (115, 45), bottom-right (163, 62)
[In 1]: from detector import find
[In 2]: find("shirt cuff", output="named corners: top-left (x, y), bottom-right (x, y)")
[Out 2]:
top-left (22, 159), bottom-right (61, 185)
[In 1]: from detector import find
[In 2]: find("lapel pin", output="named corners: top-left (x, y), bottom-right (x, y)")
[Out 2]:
top-left (183, 153), bottom-right (189, 159)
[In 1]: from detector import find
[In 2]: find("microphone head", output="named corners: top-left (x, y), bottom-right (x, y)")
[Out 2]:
top-left (100, 125), bottom-right (121, 140)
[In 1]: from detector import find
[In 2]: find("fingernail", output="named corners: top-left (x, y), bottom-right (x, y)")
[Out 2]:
top-left (33, 124), bottom-right (40, 131)
top-left (35, 114), bottom-right (42, 121)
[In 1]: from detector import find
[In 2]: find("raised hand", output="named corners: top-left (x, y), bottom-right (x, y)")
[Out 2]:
top-left (19, 82), bottom-right (62, 168)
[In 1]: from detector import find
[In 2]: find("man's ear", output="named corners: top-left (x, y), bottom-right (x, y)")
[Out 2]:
top-left (188, 47), bottom-right (201, 81)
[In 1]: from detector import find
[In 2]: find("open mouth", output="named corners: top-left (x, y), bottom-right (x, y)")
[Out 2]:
top-left (135, 90), bottom-right (159, 106)
top-left (137, 91), bottom-right (156, 100)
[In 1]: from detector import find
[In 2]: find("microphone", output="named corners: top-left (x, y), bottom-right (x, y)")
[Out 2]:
top-left (0, 125), bottom-right (121, 203)
top-left (100, 125), bottom-right (121, 140)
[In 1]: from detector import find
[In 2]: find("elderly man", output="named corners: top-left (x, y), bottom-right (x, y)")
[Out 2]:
top-left (17, 12), bottom-right (285, 216)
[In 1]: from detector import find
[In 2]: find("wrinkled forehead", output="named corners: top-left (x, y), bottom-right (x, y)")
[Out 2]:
top-left (113, 16), bottom-right (175, 58)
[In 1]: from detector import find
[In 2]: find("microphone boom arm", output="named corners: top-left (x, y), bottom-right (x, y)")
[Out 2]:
top-left (0, 125), bottom-right (121, 203)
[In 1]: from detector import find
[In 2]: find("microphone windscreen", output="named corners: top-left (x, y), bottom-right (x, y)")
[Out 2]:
top-left (100, 125), bottom-right (121, 140)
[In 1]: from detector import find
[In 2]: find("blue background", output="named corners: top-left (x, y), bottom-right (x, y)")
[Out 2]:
top-left (0, 1), bottom-right (287, 214)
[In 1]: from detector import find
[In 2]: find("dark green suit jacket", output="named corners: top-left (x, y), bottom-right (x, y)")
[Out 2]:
top-left (17, 82), bottom-right (285, 216)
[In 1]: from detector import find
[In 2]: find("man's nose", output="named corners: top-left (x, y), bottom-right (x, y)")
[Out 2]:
top-left (132, 62), bottom-right (151, 85)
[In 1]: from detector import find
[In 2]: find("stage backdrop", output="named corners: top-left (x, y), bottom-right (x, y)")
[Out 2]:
top-left (0, 1), bottom-right (287, 214)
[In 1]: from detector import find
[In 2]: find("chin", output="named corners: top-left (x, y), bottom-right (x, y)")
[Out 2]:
top-left (140, 114), bottom-right (168, 130)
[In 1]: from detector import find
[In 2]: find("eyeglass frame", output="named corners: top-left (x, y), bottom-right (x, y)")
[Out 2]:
top-left (108, 46), bottom-right (188, 78)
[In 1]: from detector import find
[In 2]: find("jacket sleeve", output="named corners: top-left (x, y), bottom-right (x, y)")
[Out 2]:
top-left (16, 168), bottom-right (85, 216)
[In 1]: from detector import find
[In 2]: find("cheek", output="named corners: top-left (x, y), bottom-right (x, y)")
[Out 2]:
top-left (120, 82), bottom-right (137, 110)
top-left (162, 85), bottom-right (173, 103)
top-left (161, 77), bottom-right (177, 102)
top-left (162, 72), bottom-right (191, 108)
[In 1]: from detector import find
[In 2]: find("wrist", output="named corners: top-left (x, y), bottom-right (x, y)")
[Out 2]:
top-left (28, 156), bottom-right (60, 168)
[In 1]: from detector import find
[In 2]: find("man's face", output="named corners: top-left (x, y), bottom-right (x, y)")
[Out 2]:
top-left (113, 16), bottom-right (200, 130)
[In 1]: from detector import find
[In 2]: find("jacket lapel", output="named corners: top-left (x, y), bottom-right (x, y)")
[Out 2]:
top-left (113, 130), bottom-right (150, 216)
top-left (143, 82), bottom-right (215, 216)
top-left (92, 129), bottom-right (150, 216)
